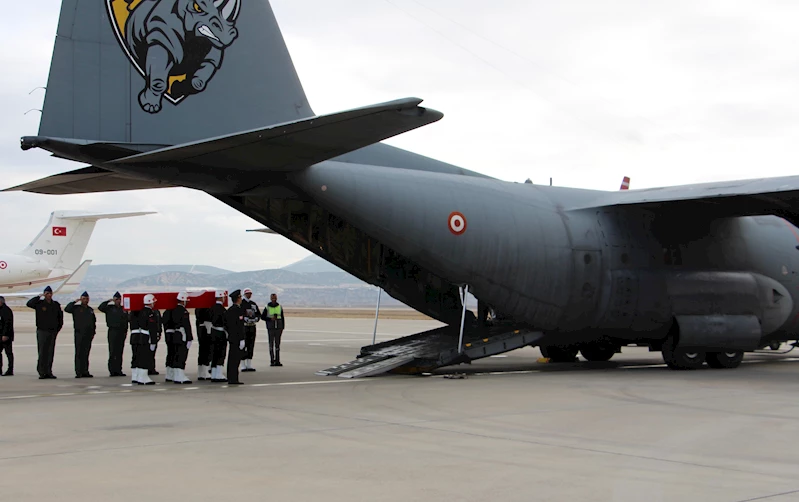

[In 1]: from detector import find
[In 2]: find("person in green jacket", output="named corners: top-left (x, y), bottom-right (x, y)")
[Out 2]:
top-left (264, 293), bottom-right (285, 367)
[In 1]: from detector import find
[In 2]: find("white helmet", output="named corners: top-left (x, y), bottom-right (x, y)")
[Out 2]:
top-left (143, 294), bottom-right (156, 305)
top-left (215, 290), bottom-right (225, 298)
top-left (176, 292), bottom-right (188, 303)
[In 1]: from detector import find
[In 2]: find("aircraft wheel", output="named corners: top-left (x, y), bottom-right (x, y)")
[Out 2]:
top-left (540, 345), bottom-right (578, 363)
top-left (706, 351), bottom-right (744, 369)
top-left (662, 337), bottom-right (705, 370)
top-left (579, 343), bottom-right (617, 362)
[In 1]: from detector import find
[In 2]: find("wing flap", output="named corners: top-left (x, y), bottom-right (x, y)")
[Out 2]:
top-left (3, 166), bottom-right (176, 195)
top-left (110, 97), bottom-right (443, 171)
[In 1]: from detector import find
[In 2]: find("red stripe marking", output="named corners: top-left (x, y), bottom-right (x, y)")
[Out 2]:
top-left (0, 274), bottom-right (70, 289)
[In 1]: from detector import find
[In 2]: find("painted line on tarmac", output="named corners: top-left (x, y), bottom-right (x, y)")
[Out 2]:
top-left (10, 337), bottom-right (396, 349)
top-left (0, 377), bottom-right (361, 401)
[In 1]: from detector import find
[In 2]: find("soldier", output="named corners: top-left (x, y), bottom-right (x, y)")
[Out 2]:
top-left (98, 292), bottom-right (128, 377)
top-left (195, 306), bottom-right (213, 380)
top-left (64, 291), bottom-right (97, 378)
top-left (129, 294), bottom-right (158, 385)
top-left (162, 300), bottom-right (178, 382)
top-left (170, 292), bottom-right (193, 384)
top-left (27, 286), bottom-right (64, 379)
top-left (209, 291), bottom-right (228, 382)
top-left (265, 293), bottom-right (285, 367)
top-left (240, 287), bottom-right (261, 372)
top-left (0, 296), bottom-right (14, 376)
top-left (225, 290), bottom-right (245, 385)
top-left (148, 300), bottom-right (163, 377)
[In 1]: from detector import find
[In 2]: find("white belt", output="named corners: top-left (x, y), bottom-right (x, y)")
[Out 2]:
top-left (165, 329), bottom-right (175, 333)
top-left (212, 326), bottom-right (225, 332)
top-left (131, 329), bottom-right (148, 334)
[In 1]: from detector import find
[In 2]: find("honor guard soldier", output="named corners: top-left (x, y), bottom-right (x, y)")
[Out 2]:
top-left (240, 288), bottom-right (261, 372)
top-left (265, 293), bottom-right (285, 366)
top-left (130, 294), bottom-right (159, 385)
top-left (195, 306), bottom-right (212, 380)
top-left (0, 296), bottom-right (14, 376)
top-left (98, 292), bottom-right (128, 377)
top-left (27, 286), bottom-right (64, 379)
top-left (65, 291), bottom-right (97, 378)
top-left (225, 290), bottom-right (246, 385)
top-left (162, 300), bottom-right (178, 382)
top-left (210, 291), bottom-right (228, 382)
top-left (170, 292), bottom-right (193, 384)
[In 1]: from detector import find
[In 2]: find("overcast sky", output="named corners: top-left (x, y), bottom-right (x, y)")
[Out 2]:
top-left (2, 0), bottom-right (798, 271)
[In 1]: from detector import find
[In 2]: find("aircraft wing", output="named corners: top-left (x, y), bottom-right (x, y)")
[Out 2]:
top-left (3, 166), bottom-right (175, 195)
top-left (1, 260), bottom-right (92, 298)
top-left (572, 175), bottom-right (799, 225)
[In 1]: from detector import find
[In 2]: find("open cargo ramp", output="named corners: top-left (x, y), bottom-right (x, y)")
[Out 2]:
top-left (317, 324), bottom-right (544, 378)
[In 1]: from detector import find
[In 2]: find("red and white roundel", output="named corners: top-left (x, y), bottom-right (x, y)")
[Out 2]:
top-left (0, 261), bottom-right (7, 270)
top-left (448, 212), bottom-right (467, 235)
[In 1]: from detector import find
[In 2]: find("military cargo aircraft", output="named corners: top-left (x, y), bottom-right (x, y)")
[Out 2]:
top-left (7, 0), bottom-right (799, 375)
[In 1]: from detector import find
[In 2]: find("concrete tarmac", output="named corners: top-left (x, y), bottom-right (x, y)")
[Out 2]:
top-left (2, 311), bottom-right (799, 501)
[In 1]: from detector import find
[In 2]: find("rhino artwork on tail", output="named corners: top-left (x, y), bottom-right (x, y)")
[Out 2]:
top-left (107, 0), bottom-right (242, 113)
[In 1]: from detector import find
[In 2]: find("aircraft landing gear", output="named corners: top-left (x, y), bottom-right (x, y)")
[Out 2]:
top-left (579, 343), bottom-right (618, 362)
top-left (661, 335), bottom-right (705, 370)
top-left (540, 345), bottom-right (578, 363)
top-left (706, 351), bottom-right (744, 369)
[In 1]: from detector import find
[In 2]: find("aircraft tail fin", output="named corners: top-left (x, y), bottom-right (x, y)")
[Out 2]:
top-left (20, 211), bottom-right (155, 271)
top-left (620, 176), bottom-right (631, 190)
top-left (38, 0), bottom-right (314, 146)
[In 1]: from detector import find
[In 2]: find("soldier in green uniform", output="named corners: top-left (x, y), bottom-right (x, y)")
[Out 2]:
top-left (98, 292), bottom-right (128, 377)
top-left (65, 291), bottom-right (97, 378)
top-left (27, 286), bottom-right (64, 379)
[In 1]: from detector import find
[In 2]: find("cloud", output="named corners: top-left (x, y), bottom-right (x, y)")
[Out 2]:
top-left (2, 0), bottom-right (799, 271)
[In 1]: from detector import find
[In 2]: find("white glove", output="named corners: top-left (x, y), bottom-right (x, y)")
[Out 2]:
top-left (239, 340), bottom-right (245, 350)
top-left (187, 340), bottom-right (192, 350)
top-left (150, 344), bottom-right (155, 351)
top-left (39, 295), bottom-right (45, 300)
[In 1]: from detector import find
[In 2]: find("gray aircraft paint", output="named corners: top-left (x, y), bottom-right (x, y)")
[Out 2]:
top-left (11, 0), bottom-right (799, 361)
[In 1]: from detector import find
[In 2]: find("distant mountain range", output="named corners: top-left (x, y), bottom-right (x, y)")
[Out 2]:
top-left (43, 255), bottom-right (405, 308)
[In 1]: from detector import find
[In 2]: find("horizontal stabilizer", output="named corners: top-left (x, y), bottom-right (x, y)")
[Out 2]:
top-left (110, 98), bottom-right (443, 171)
top-left (57, 211), bottom-right (157, 221)
top-left (246, 228), bottom-right (279, 234)
top-left (4, 166), bottom-right (175, 195)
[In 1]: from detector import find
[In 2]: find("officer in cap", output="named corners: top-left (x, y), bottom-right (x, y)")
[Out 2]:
top-left (168, 292), bottom-right (193, 384)
top-left (240, 288), bottom-right (261, 372)
top-left (0, 296), bottom-right (14, 376)
top-left (225, 290), bottom-right (246, 385)
top-left (209, 290), bottom-right (228, 382)
top-left (27, 285), bottom-right (64, 379)
top-left (129, 294), bottom-right (158, 385)
top-left (98, 292), bottom-right (128, 377)
top-left (65, 291), bottom-right (97, 378)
